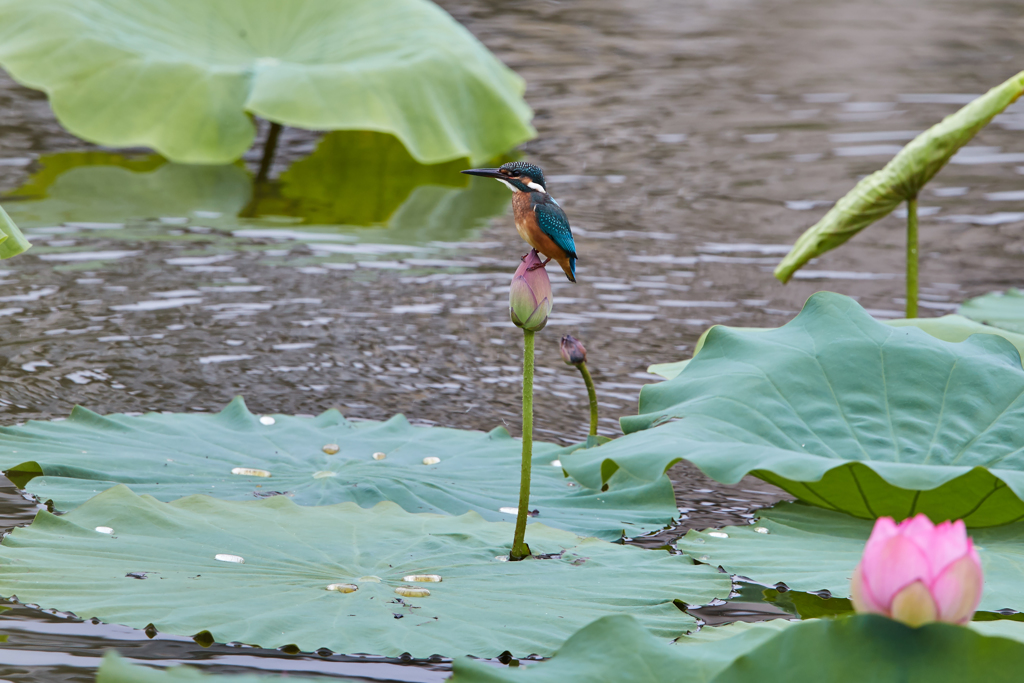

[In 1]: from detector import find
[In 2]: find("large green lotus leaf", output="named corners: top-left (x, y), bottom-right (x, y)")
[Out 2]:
top-left (678, 502), bottom-right (1024, 612)
top-left (451, 612), bottom-right (1024, 683)
top-left (0, 486), bottom-right (729, 657)
top-left (0, 0), bottom-right (534, 164)
top-left (774, 70), bottom-right (1024, 283)
top-left (1, 397), bottom-right (676, 541)
top-left (562, 292), bottom-right (1024, 526)
top-left (648, 314), bottom-right (1024, 380)
top-left (959, 289), bottom-right (1024, 335)
top-left (0, 202), bottom-right (31, 259)
top-left (96, 651), bottom-right (329, 683)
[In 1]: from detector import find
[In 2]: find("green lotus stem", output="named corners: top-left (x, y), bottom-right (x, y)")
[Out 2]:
top-left (256, 122), bottom-right (283, 184)
top-left (906, 195), bottom-right (918, 319)
top-left (510, 328), bottom-right (535, 561)
top-left (578, 362), bottom-right (598, 437)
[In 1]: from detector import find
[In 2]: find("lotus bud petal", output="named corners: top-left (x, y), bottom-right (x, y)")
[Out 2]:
top-left (509, 249), bottom-right (552, 332)
top-left (560, 335), bottom-right (587, 366)
top-left (850, 514), bottom-right (983, 627)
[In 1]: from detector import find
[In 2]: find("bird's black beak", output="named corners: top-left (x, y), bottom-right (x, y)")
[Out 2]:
top-left (460, 168), bottom-right (506, 179)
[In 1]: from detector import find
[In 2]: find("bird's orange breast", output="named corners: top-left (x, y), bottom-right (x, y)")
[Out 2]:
top-left (512, 193), bottom-right (569, 261)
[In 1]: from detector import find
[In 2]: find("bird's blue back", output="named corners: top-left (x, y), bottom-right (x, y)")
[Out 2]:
top-left (532, 194), bottom-right (577, 259)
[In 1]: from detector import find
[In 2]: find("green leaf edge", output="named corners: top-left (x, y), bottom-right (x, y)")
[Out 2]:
top-left (774, 69), bottom-right (1024, 283)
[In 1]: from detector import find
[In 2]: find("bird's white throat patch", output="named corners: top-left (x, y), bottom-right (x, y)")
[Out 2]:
top-left (496, 178), bottom-right (547, 194)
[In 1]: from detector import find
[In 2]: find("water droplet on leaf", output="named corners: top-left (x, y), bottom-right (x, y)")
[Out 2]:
top-left (550, 459), bottom-right (561, 467)
top-left (259, 416), bottom-right (276, 426)
top-left (372, 452), bottom-right (386, 460)
top-left (422, 457), bottom-right (440, 465)
top-left (322, 444), bottom-right (340, 455)
top-left (214, 554), bottom-right (245, 563)
top-left (95, 526), bottom-right (113, 534)
top-left (326, 583), bottom-right (358, 593)
top-left (231, 467), bottom-right (271, 478)
top-left (395, 586), bottom-right (431, 597)
top-left (708, 531), bottom-right (729, 539)
top-left (402, 574), bottom-right (442, 582)
top-left (357, 575), bottom-right (382, 583)
top-left (499, 507), bottom-right (518, 514)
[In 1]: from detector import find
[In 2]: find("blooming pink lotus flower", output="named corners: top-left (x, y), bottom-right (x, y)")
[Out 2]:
top-left (509, 249), bottom-right (552, 332)
top-left (851, 514), bottom-right (983, 627)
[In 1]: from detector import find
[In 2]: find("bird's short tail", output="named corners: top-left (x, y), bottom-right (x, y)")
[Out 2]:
top-left (559, 256), bottom-right (577, 283)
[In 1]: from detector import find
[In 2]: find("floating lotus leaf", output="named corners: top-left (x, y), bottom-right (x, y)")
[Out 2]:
top-left (775, 70), bottom-right (1024, 283)
top-left (679, 502), bottom-right (1024, 613)
top-left (0, 202), bottom-right (30, 259)
top-left (96, 651), bottom-right (329, 683)
top-left (1, 397), bottom-right (676, 541)
top-left (648, 314), bottom-right (1024, 380)
top-left (450, 612), bottom-right (1024, 683)
top-left (563, 292), bottom-right (1024, 526)
top-left (959, 289), bottom-right (1024, 334)
top-left (0, 486), bottom-right (729, 657)
top-left (0, 0), bottom-right (534, 164)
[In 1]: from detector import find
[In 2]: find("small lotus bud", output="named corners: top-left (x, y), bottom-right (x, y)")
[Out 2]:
top-left (509, 249), bottom-right (552, 332)
top-left (560, 335), bottom-right (587, 366)
top-left (851, 514), bottom-right (983, 627)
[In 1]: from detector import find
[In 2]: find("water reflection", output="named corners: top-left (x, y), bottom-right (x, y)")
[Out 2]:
top-left (2, 132), bottom-right (511, 247)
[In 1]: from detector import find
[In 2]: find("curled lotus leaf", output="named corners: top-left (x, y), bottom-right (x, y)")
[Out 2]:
top-left (959, 289), bottom-right (1024, 335)
top-left (0, 486), bottom-right (730, 657)
top-left (0, 0), bottom-right (535, 164)
top-left (450, 612), bottom-right (1024, 683)
top-left (648, 314), bottom-right (1024, 379)
top-left (678, 502), bottom-right (1024, 613)
top-left (774, 70), bottom-right (1024, 283)
top-left (562, 292), bottom-right (1024, 526)
top-left (0, 397), bottom-right (676, 541)
top-left (0, 202), bottom-right (30, 259)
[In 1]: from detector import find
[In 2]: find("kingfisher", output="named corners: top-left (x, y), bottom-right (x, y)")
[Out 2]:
top-left (461, 161), bottom-right (578, 282)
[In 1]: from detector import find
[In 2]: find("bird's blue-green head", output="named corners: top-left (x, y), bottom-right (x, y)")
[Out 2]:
top-left (461, 161), bottom-right (547, 193)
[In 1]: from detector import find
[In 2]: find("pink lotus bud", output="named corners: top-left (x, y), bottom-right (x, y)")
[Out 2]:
top-left (509, 249), bottom-right (552, 332)
top-left (560, 335), bottom-right (587, 365)
top-left (850, 514), bottom-right (983, 627)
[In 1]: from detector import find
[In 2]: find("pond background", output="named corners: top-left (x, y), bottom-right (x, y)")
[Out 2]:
top-left (0, 0), bottom-right (1021, 679)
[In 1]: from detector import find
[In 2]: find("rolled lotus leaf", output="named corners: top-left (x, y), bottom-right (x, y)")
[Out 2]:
top-left (0, 202), bottom-right (30, 259)
top-left (0, 0), bottom-right (535, 165)
top-left (959, 289), bottom-right (1024, 334)
top-left (775, 70), bottom-right (1024, 283)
